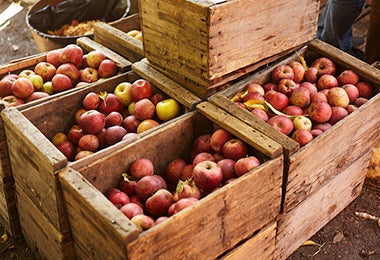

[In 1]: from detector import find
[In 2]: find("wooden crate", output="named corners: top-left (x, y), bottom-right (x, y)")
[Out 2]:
top-left (1, 68), bottom-right (201, 258)
top-left (0, 37), bottom-right (131, 238)
top-left (94, 13), bottom-right (144, 63)
top-left (275, 150), bottom-right (370, 259)
top-left (209, 39), bottom-right (380, 214)
top-left (59, 105), bottom-right (283, 259)
top-left (139, 0), bottom-right (320, 99)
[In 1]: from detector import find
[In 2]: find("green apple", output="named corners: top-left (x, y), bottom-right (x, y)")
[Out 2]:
top-left (42, 81), bottom-right (54, 95)
top-left (114, 82), bottom-right (132, 106)
top-left (29, 74), bottom-right (44, 90)
top-left (155, 98), bottom-right (180, 122)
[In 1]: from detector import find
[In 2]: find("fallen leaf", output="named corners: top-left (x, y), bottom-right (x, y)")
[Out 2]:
top-left (332, 231), bottom-right (345, 243)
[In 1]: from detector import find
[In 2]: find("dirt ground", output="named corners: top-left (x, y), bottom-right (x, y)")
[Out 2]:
top-left (0, 1), bottom-right (379, 259)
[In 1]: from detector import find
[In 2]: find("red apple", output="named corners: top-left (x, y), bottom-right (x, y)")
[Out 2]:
top-left (192, 134), bottom-right (213, 154)
top-left (326, 87), bottom-right (350, 108)
top-left (130, 79), bottom-right (153, 101)
top-left (210, 128), bottom-right (233, 154)
top-left (34, 61), bottom-right (57, 81)
top-left (80, 67), bottom-right (99, 83)
top-left (192, 152), bottom-right (216, 166)
top-left (251, 108), bottom-right (269, 121)
top-left (11, 77), bottom-right (34, 99)
top-left (346, 104), bottom-right (357, 114)
top-left (192, 160), bottom-right (223, 191)
top-left (60, 44), bottom-right (83, 67)
top-left (313, 122), bottom-right (333, 132)
top-left (145, 189), bottom-right (174, 216)
top-left (329, 106), bottom-right (348, 125)
top-left (264, 90), bottom-right (289, 111)
top-left (242, 91), bottom-right (265, 103)
top-left (165, 158), bottom-right (187, 184)
top-left (180, 164), bottom-right (194, 181)
top-left (168, 197), bottom-right (199, 216)
top-left (310, 91), bottom-right (328, 103)
top-left (337, 69), bottom-right (359, 86)
top-left (354, 97), bottom-right (368, 107)
top-left (67, 124), bottom-right (84, 145)
top-left (282, 105), bottom-right (304, 116)
top-left (342, 84), bottom-right (359, 104)
top-left (120, 203), bottom-right (144, 219)
top-left (129, 158), bottom-right (154, 179)
top-left (135, 175), bottom-right (167, 201)
top-left (356, 81), bottom-right (373, 99)
top-left (98, 59), bottom-right (117, 78)
top-left (0, 74), bottom-right (18, 97)
top-left (304, 67), bottom-right (319, 83)
top-left (308, 101), bottom-right (332, 123)
top-left (173, 180), bottom-right (201, 201)
top-left (74, 150), bottom-right (94, 161)
top-left (56, 63), bottom-right (80, 84)
top-left (78, 134), bottom-right (99, 152)
top-left (56, 140), bottom-right (75, 161)
top-left (122, 115), bottom-right (141, 133)
top-left (130, 214), bottom-right (155, 230)
top-left (288, 60), bottom-right (306, 83)
top-left (277, 78), bottom-right (299, 97)
top-left (299, 82), bottom-right (318, 94)
top-left (105, 111), bottom-right (123, 127)
top-left (317, 74), bottom-right (338, 90)
top-left (78, 109), bottom-right (106, 134)
top-left (107, 188), bottom-right (130, 209)
top-left (105, 125), bottom-right (127, 145)
top-left (120, 175), bottom-right (137, 196)
top-left (311, 57), bottom-right (336, 76)
top-left (263, 82), bottom-right (277, 92)
top-left (222, 138), bottom-right (248, 161)
top-left (51, 73), bottom-right (73, 92)
top-left (133, 98), bottom-right (155, 120)
top-left (266, 115), bottom-right (294, 136)
top-left (271, 64), bottom-right (294, 83)
top-left (98, 93), bottom-right (123, 114)
top-left (289, 87), bottom-right (310, 109)
top-left (46, 49), bottom-right (62, 68)
top-left (86, 50), bottom-right (106, 68)
top-left (82, 92), bottom-right (100, 110)
top-left (244, 83), bottom-right (265, 95)
top-left (150, 92), bottom-right (166, 105)
top-left (310, 128), bottom-right (323, 138)
top-left (292, 129), bottom-right (314, 146)
top-left (234, 156), bottom-right (261, 177)
top-left (217, 158), bottom-right (236, 182)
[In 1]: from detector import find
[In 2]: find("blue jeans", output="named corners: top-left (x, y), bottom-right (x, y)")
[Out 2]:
top-left (318, 0), bottom-right (366, 54)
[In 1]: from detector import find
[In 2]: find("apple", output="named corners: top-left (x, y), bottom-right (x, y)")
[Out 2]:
top-left (25, 91), bottom-right (49, 102)
top-left (292, 115), bottom-right (312, 131)
top-left (67, 124), bottom-right (84, 145)
top-left (135, 175), bottom-right (167, 201)
top-left (313, 122), bottom-right (333, 132)
top-left (60, 44), bottom-right (83, 67)
top-left (105, 111), bottom-right (123, 127)
top-left (1, 95), bottom-right (24, 107)
top-left (277, 78), bottom-right (299, 97)
top-left (251, 108), bottom-right (269, 121)
top-left (130, 79), bottom-right (153, 101)
top-left (74, 150), bottom-right (94, 161)
top-left (105, 125), bottom-right (128, 145)
top-left (242, 91), bottom-right (265, 103)
top-left (234, 156), bottom-right (261, 177)
top-left (46, 49), bottom-right (62, 68)
top-left (342, 84), bottom-right (359, 104)
top-left (107, 188), bottom-right (130, 209)
top-left (192, 134), bottom-right (212, 155)
top-left (304, 67), bottom-right (319, 83)
top-left (130, 214), bottom-right (155, 231)
top-left (78, 134), bottom-right (99, 152)
top-left (263, 82), bottom-right (277, 92)
top-left (173, 180), bottom-right (201, 201)
top-left (168, 197), bottom-right (199, 216)
top-left (120, 175), bottom-right (137, 196)
top-left (113, 82), bottom-right (132, 106)
top-left (288, 60), bottom-right (306, 83)
top-left (56, 63), bottom-right (80, 84)
top-left (346, 104), bottom-right (357, 114)
top-left (51, 132), bottom-right (69, 146)
top-left (150, 92), bottom-right (166, 105)
top-left (156, 98), bottom-right (181, 122)
top-left (310, 128), bottom-right (324, 138)
top-left (28, 74), bottom-right (44, 90)
top-left (282, 105), bottom-right (304, 116)
top-left (80, 67), bottom-right (99, 83)
top-left (326, 87), bottom-right (350, 108)
top-left (56, 140), bottom-right (75, 161)
top-left (271, 64), bottom-right (294, 83)
top-left (42, 81), bottom-right (54, 94)
top-left (222, 138), bottom-right (248, 161)
top-left (99, 93), bottom-right (123, 115)
top-left (337, 69), bottom-right (359, 86)
top-left (129, 158), bottom-right (155, 179)
top-left (96, 128), bottom-right (107, 149)
top-left (213, 152), bottom-right (225, 162)
top-left (193, 160), bottom-right (223, 191)
top-left (122, 115), bottom-right (140, 133)
top-left (0, 74), bottom-right (18, 97)
top-left (266, 115), bottom-right (294, 136)
top-left (289, 87), bottom-right (310, 108)
top-left (136, 119), bottom-right (159, 133)
top-left (310, 91), bottom-right (328, 103)
top-left (11, 77), bottom-right (34, 99)
top-left (51, 73), bottom-right (73, 93)
top-left (356, 81), bottom-right (373, 99)
top-left (98, 59), bottom-right (118, 78)
top-left (34, 61), bottom-right (57, 82)
top-left (210, 128), bottom-right (233, 154)
top-left (78, 109), bottom-right (106, 134)
top-left (120, 203), bottom-right (144, 219)
top-left (133, 98), bottom-right (156, 120)
top-left (264, 90), bottom-right (289, 111)
top-left (329, 106), bottom-right (348, 125)
top-left (308, 101), bottom-right (332, 123)
top-left (86, 50), bottom-right (106, 68)
top-left (82, 92), bottom-right (100, 110)
top-left (18, 69), bottom-right (35, 78)
top-left (74, 108), bottom-right (88, 124)
top-left (299, 82), bottom-right (318, 94)
top-left (292, 129), bottom-right (314, 146)
top-left (317, 74), bottom-right (338, 90)
top-left (180, 164), bottom-right (194, 181)
top-left (217, 158), bottom-right (236, 182)
top-left (354, 97), bottom-right (368, 107)
top-left (165, 158), bottom-right (187, 184)
top-left (192, 152), bottom-right (216, 166)
top-left (311, 57), bottom-right (336, 76)
top-left (145, 189), bottom-right (174, 216)
top-left (244, 83), bottom-right (265, 96)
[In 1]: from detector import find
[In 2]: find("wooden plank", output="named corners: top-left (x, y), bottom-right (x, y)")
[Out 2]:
top-left (275, 151), bottom-right (370, 260)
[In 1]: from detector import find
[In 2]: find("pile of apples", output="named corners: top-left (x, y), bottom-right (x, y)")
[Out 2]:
top-left (0, 44), bottom-right (118, 107)
top-left (126, 29), bottom-right (143, 41)
top-left (231, 56), bottom-right (374, 146)
top-left (106, 128), bottom-right (262, 231)
top-left (51, 78), bottom-right (182, 161)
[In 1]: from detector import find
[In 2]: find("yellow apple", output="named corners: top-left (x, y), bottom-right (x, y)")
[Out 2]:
top-left (114, 82), bottom-right (132, 106)
top-left (51, 132), bottom-right (69, 146)
top-left (42, 81), bottom-right (54, 94)
top-left (136, 119), bottom-right (159, 134)
top-left (29, 74), bottom-right (44, 90)
top-left (155, 98), bottom-right (180, 122)
top-left (128, 101), bottom-right (135, 115)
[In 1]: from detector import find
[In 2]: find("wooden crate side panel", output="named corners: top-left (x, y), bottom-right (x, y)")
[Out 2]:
top-left (220, 222), bottom-right (277, 260)
top-left (0, 108), bottom-right (12, 179)
top-left (208, 0), bottom-right (319, 79)
top-left (59, 168), bottom-right (139, 260)
top-left (275, 151), bottom-right (370, 260)
top-left (127, 156), bottom-right (282, 259)
top-left (284, 92), bottom-right (380, 212)
top-left (16, 187), bottom-right (75, 259)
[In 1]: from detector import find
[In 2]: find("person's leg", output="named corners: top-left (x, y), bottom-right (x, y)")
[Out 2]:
top-left (365, 0), bottom-right (380, 64)
top-left (318, 0), bottom-right (366, 53)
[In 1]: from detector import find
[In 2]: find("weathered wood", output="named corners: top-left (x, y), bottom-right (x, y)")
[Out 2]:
top-left (275, 151), bottom-right (370, 259)
top-left (140, 0), bottom-right (319, 97)
top-left (94, 13), bottom-right (144, 63)
top-left (60, 111), bottom-right (283, 259)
